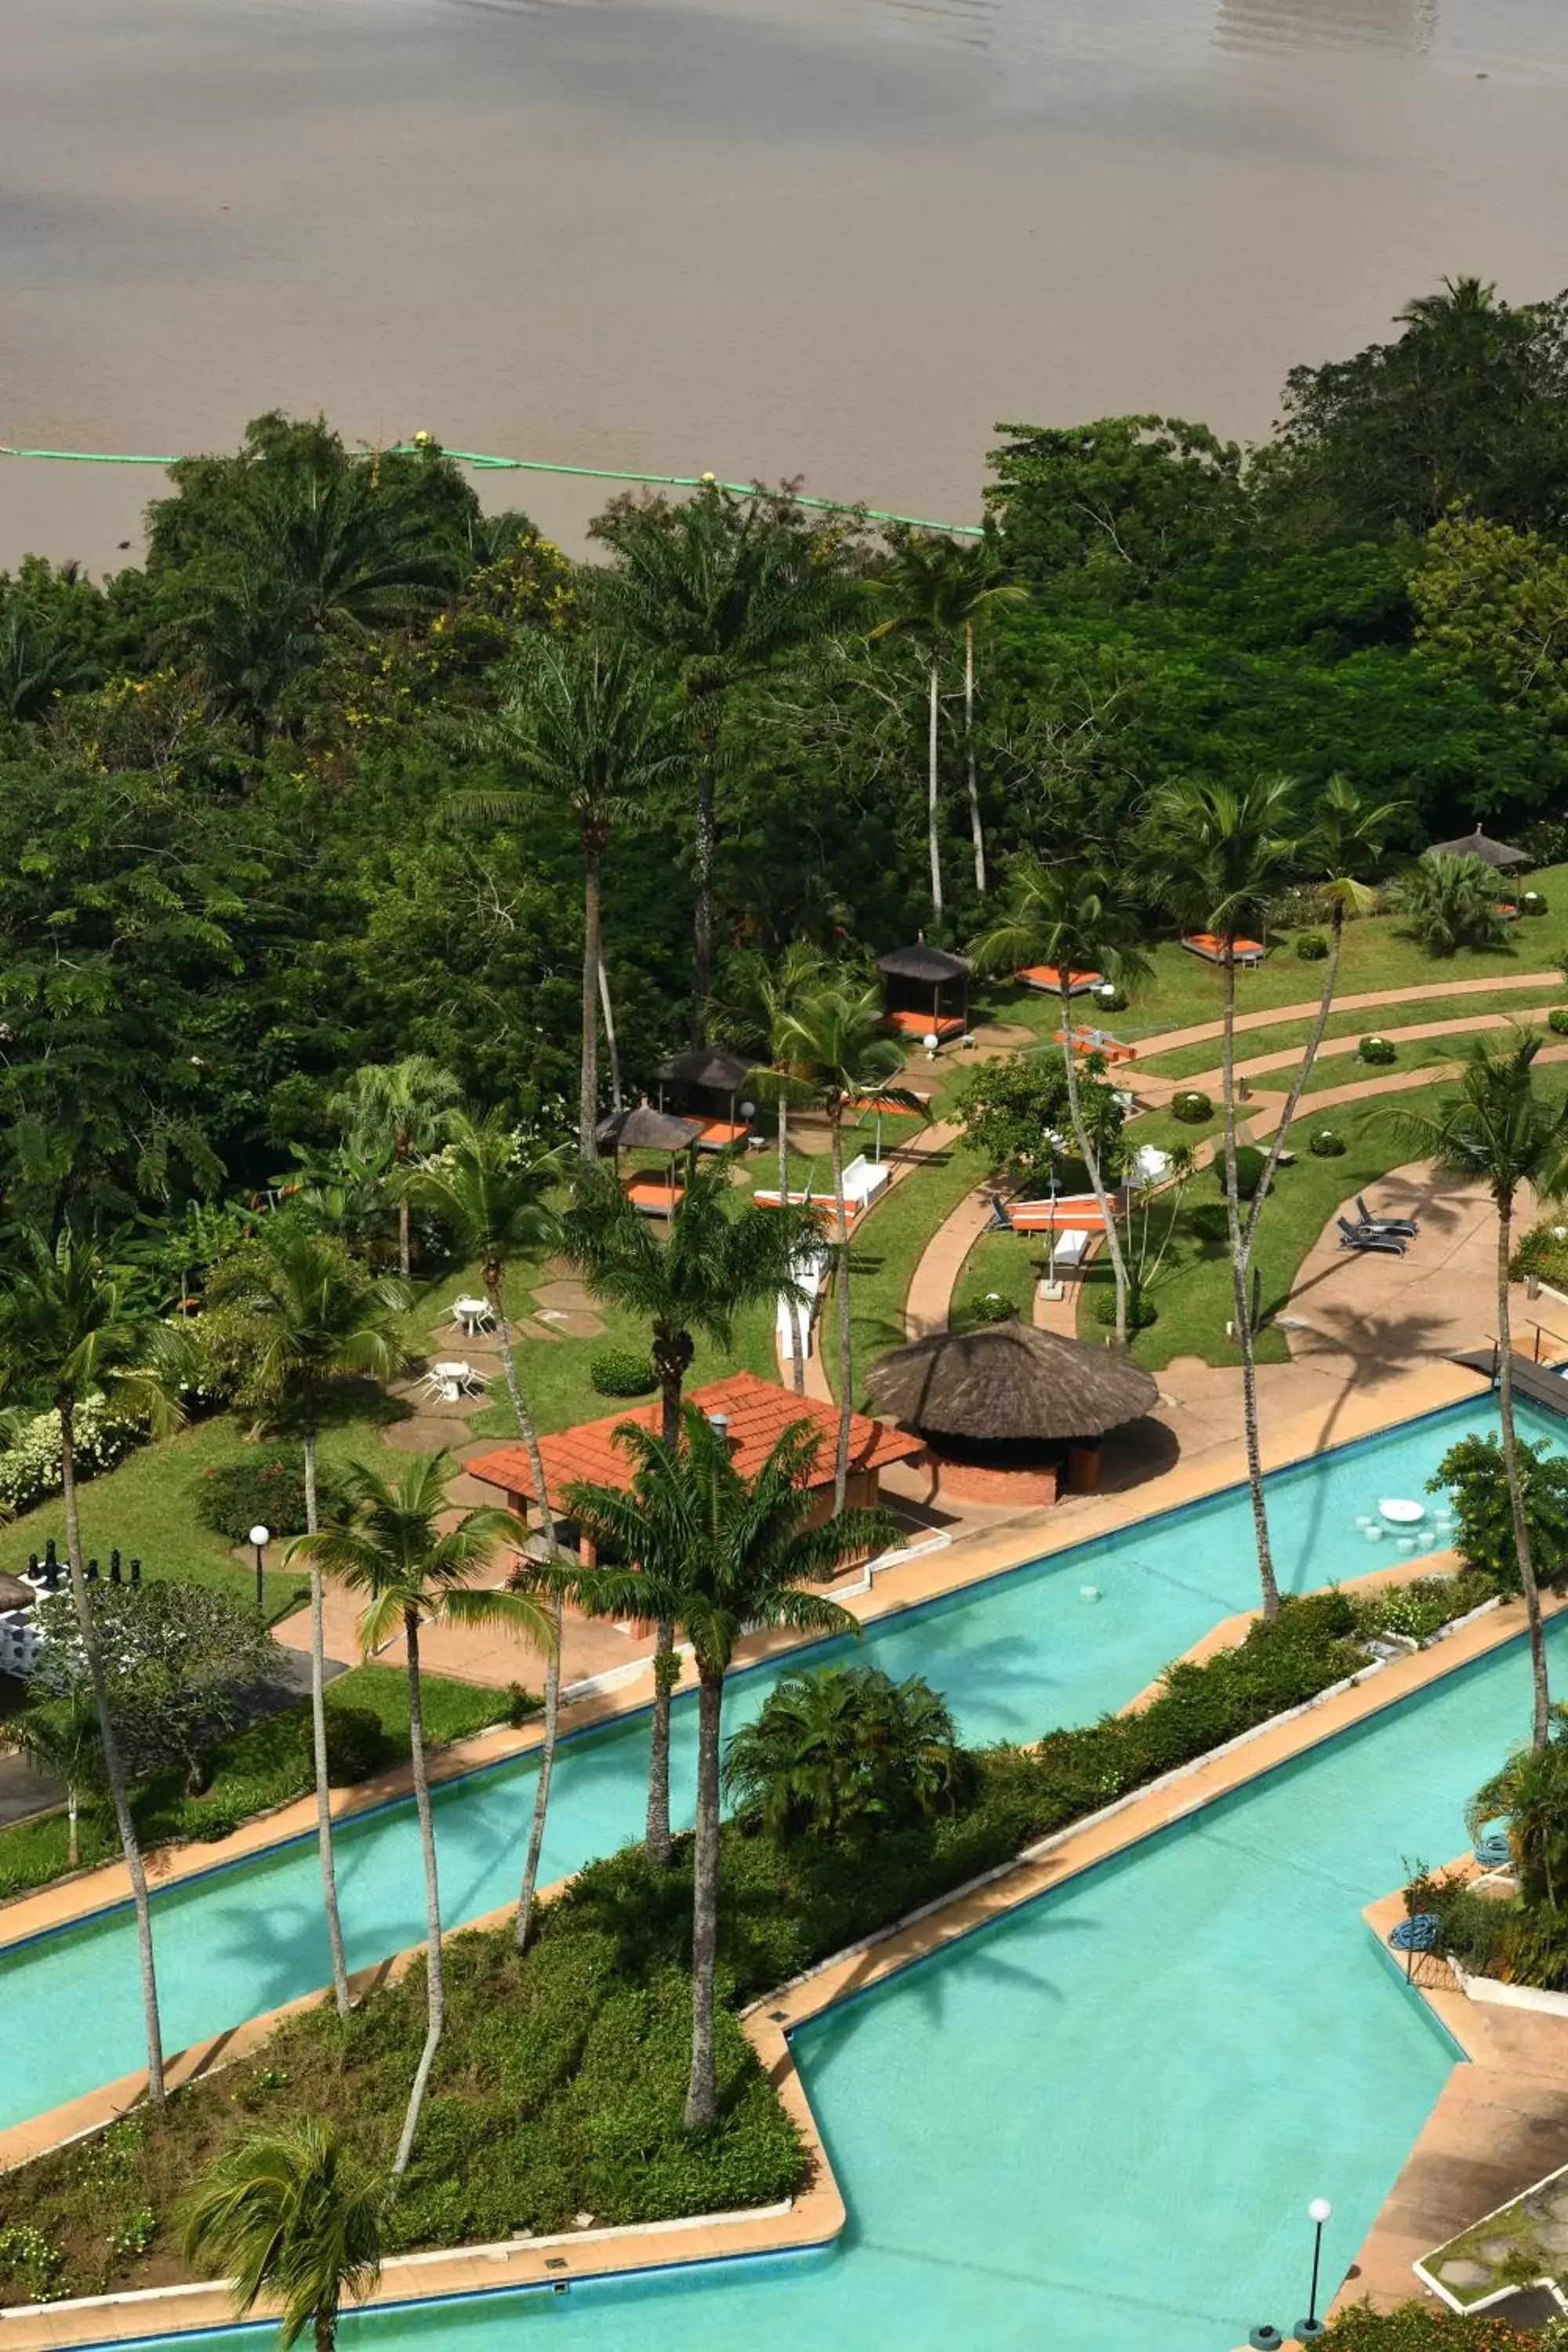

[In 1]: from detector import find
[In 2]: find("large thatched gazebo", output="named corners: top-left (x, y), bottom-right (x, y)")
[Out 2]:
top-left (866, 1323), bottom-right (1159, 1505)
top-left (650, 1047), bottom-right (755, 1149)
top-left (1425, 825), bottom-right (1530, 872)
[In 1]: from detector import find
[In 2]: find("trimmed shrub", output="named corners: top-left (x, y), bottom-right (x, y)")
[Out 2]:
top-left (589, 1347), bottom-right (659, 1399)
top-left (1548, 1007), bottom-right (1568, 1036)
top-left (1357, 1034), bottom-right (1396, 1065)
top-left (0, 1400), bottom-right (144, 1518)
top-left (1213, 1143), bottom-right (1267, 1201)
top-left (194, 1453), bottom-right (339, 1544)
top-left (1294, 931), bottom-right (1329, 961)
top-left (1308, 1127), bottom-right (1346, 1158)
top-left (1094, 1290), bottom-right (1157, 1331)
top-left (1171, 1089), bottom-right (1213, 1125)
top-left (1091, 983), bottom-right (1128, 1013)
top-left (1521, 890), bottom-right (1548, 916)
top-left (963, 1289), bottom-right (1015, 1326)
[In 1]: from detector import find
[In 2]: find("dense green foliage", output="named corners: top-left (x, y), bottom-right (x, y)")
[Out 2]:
top-left (1430, 1433), bottom-right (1568, 1597)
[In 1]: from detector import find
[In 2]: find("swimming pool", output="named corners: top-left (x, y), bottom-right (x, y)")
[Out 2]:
top-left (0, 1392), bottom-right (1546, 2140)
top-left (117, 1556), bottom-right (1563, 2352)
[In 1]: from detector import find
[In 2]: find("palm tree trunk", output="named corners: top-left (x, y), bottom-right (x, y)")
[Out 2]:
top-left (927, 656), bottom-right (943, 925)
top-left (1220, 953), bottom-right (1279, 1619)
top-left (1240, 906), bottom-right (1345, 1272)
top-left (682, 1668), bottom-right (724, 2131)
top-left (67, 1785), bottom-right (79, 1871)
top-left (393, 1611), bottom-right (444, 2176)
top-left (490, 1286), bottom-right (570, 1939)
top-left (779, 1098), bottom-right (806, 1396)
top-left (1496, 1193), bottom-right (1551, 1750)
top-left (314, 2319), bottom-right (336, 2352)
top-left (514, 1587), bottom-right (562, 1955)
top-left (831, 1111), bottom-right (853, 1514)
top-left (397, 1194), bottom-right (412, 1284)
top-left (579, 834), bottom-right (603, 1164)
top-left (598, 950), bottom-right (624, 1112)
top-left (691, 726), bottom-right (717, 1048)
top-left (964, 619), bottom-right (985, 896)
top-left (1058, 976), bottom-right (1132, 1342)
top-left (59, 1402), bottom-right (165, 2107)
top-left (641, 1373), bottom-right (684, 1869)
top-left (303, 1430), bottom-right (351, 2019)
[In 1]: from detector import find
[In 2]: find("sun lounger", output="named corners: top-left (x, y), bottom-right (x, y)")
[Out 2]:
top-left (622, 1172), bottom-right (685, 1217)
top-left (691, 1116), bottom-right (753, 1151)
top-left (1054, 1025), bottom-right (1138, 1065)
top-left (1337, 1216), bottom-right (1406, 1256)
top-left (988, 1192), bottom-right (1125, 1236)
top-left (883, 1008), bottom-right (964, 1042)
top-left (1181, 932), bottom-right (1266, 967)
top-left (1018, 964), bottom-right (1103, 996)
top-left (1355, 1194), bottom-right (1419, 1238)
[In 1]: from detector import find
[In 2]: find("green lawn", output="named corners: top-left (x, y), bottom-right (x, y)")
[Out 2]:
top-left (950, 1227), bottom-right (1048, 1330)
top-left (822, 1140), bottom-right (993, 1406)
top-left (1074, 1069), bottom-right (1568, 1371)
top-left (0, 1664), bottom-right (514, 1901)
top-left (1135, 980), bottom-right (1566, 1082)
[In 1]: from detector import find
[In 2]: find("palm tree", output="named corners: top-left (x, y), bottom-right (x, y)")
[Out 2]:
top-left (446, 643), bottom-right (677, 1161)
top-left (1468, 1719), bottom-right (1568, 1910)
top-left (408, 1111), bottom-right (564, 1950)
top-left (1394, 1033), bottom-right (1568, 1749)
top-left (969, 850), bottom-right (1150, 1342)
top-left (330, 1057), bottom-right (460, 1278)
top-left (206, 1227), bottom-right (411, 2018)
top-left (722, 941), bottom-right (831, 1394)
top-left (866, 532), bottom-right (1025, 916)
top-left (594, 485), bottom-right (854, 1042)
top-left (1147, 776), bottom-right (1302, 1620)
top-left (0, 1223), bottom-right (188, 2106)
top-left (183, 2119), bottom-right (383, 2351)
top-left (769, 977), bottom-right (926, 1509)
top-left (561, 1408), bottom-right (887, 2128)
top-left (559, 1159), bottom-right (815, 1863)
top-left (1236, 778), bottom-right (1404, 1274)
top-left (289, 1453), bottom-right (551, 2172)
top-left (9, 1691), bottom-right (104, 1869)
top-left (723, 1663), bottom-right (964, 1838)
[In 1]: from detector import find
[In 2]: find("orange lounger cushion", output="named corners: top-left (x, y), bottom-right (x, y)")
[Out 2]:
top-left (692, 1117), bottom-right (750, 1149)
top-left (1007, 1199), bottom-right (1119, 1233)
top-left (883, 1008), bottom-right (964, 1040)
top-left (1019, 964), bottom-right (1104, 994)
top-left (1181, 933), bottom-right (1265, 963)
top-left (621, 1174), bottom-right (685, 1215)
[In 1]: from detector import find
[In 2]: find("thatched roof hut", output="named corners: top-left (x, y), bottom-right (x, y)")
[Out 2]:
top-left (594, 1104), bottom-right (704, 1155)
top-left (876, 939), bottom-right (971, 986)
top-left (876, 935), bottom-right (971, 1039)
top-left (1426, 825), bottom-right (1530, 872)
top-left (866, 1323), bottom-right (1158, 1443)
top-left (651, 1047), bottom-right (753, 1095)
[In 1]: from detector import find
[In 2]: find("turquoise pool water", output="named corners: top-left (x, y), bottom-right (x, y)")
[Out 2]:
top-left (123, 1570), bottom-right (1564, 2352)
top-left (0, 1394), bottom-right (1548, 2140)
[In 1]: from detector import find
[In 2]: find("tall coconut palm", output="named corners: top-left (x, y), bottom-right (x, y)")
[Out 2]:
top-left (289, 1453), bottom-right (551, 2172)
top-left (183, 2119), bottom-right (383, 2351)
top-left (559, 1158), bottom-right (815, 1864)
top-left (593, 485), bottom-right (855, 1043)
top-left (969, 851), bottom-right (1150, 1342)
top-left (205, 1228), bottom-right (411, 2018)
top-left (1146, 775), bottom-right (1302, 1619)
top-left (1236, 777), bottom-right (1405, 1272)
top-left (9, 1690), bottom-right (103, 1870)
top-left (724, 941), bottom-right (831, 1393)
top-left (1393, 1032), bottom-right (1568, 1749)
top-left (0, 1223), bottom-right (188, 2106)
top-left (446, 643), bottom-right (677, 1160)
top-left (408, 1111), bottom-right (565, 1950)
top-left (769, 978), bottom-right (926, 1509)
top-left (330, 1057), bottom-right (460, 1277)
top-left (865, 532), bottom-right (1025, 916)
top-left (561, 1408), bottom-right (886, 2128)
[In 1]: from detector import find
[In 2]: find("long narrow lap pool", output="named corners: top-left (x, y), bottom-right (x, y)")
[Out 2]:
top-left (0, 1394), bottom-right (1548, 2147)
top-left (109, 1524), bottom-right (1568, 2351)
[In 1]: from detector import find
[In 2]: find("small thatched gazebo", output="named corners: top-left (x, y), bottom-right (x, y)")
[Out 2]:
top-left (651, 1047), bottom-right (755, 1149)
top-left (877, 936), bottom-right (971, 1044)
top-left (594, 1102), bottom-right (704, 1218)
top-left (1426, 825), bottom-right (1530, 872)
top-left (866, 1323), bottom-right (1158, 1505)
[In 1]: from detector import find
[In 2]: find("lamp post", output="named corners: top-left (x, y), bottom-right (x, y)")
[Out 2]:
top-left (1298, 2197), bottom-right (1333, 2341)
top-left (249, 1524), bottom-right (270, 1618)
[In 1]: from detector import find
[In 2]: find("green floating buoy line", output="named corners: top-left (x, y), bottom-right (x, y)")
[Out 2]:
top-left (0, 439), bottom-right (984, 538)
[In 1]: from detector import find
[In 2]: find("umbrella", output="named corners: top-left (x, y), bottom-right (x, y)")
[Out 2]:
top-left (866, 1323), bottom-right (1158, 1443)
top-left (1425, 825), bottom-right (1530, 871)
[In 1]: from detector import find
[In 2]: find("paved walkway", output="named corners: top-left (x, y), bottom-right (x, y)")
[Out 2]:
top-left (1132, 969), bottom-right (1559, 1061)
top-left (1138, 999), bottom-right (1563, 1109)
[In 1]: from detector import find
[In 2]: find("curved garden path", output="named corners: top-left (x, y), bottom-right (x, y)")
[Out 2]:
top-left (1141, 1000), bottom-right (1563, 1107)
top-left (1133, 967), bottom-right (1558, 1060)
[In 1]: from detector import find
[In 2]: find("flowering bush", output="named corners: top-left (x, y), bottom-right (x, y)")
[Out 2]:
top-left (1309, 1127), bottom-right (1346, 1158)
top-left (0, 1400), bottom-right (146, 1518)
